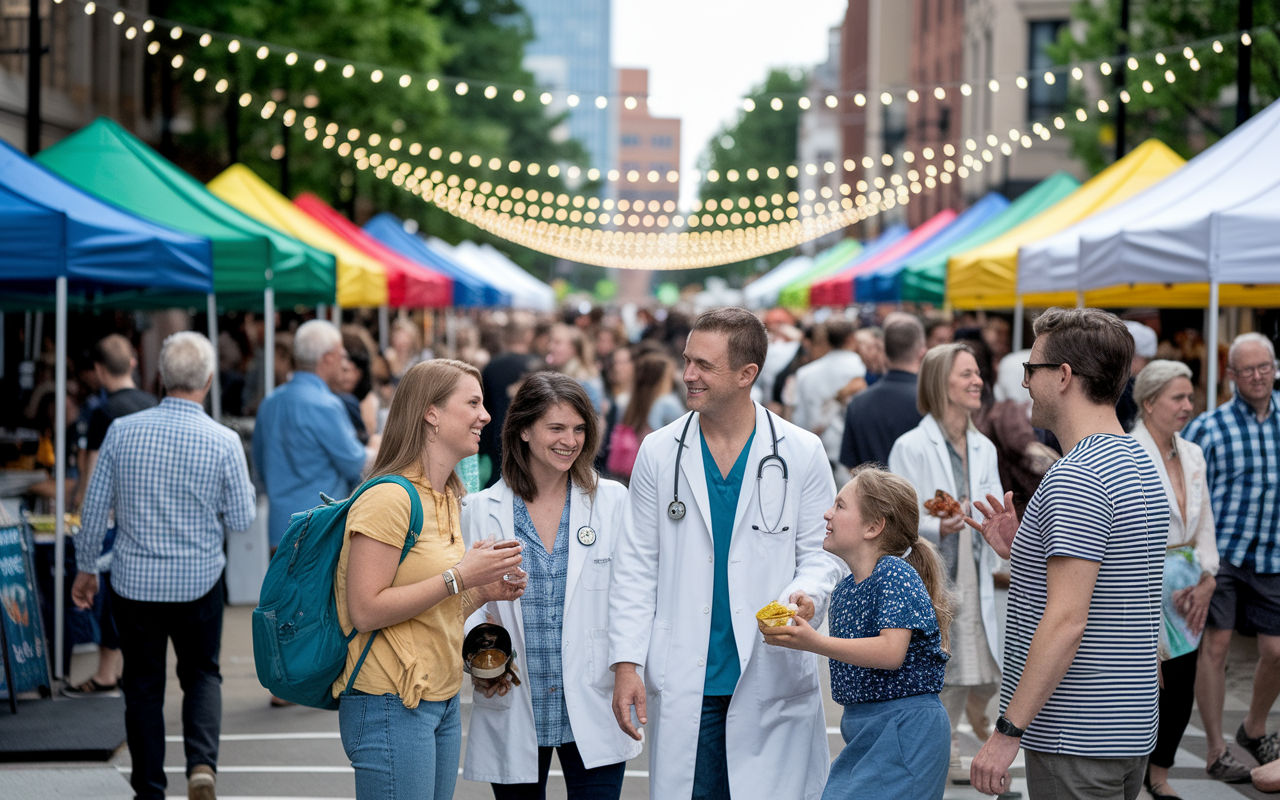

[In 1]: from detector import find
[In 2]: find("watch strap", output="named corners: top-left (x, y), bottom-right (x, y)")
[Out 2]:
top-left (995, 715), bottom-right (1025, 738)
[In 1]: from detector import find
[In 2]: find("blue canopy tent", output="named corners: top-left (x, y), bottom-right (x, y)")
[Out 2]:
top-left (854, 192), bottom-right (1010, 303)
top-left (363, 213), bottom-right (510, 308)
top-left (0, 138), bottom-right (213, 679)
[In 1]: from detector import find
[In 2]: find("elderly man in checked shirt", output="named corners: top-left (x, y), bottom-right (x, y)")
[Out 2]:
top-left (72, 332), bottom-right (256, 800)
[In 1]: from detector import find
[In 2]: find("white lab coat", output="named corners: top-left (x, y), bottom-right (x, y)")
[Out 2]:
top-left (459, 477), bottom-right (642, 783)
top-left (608, 403), bottom-right (843, 800)
top-left (887, 413), bottom-right (1002, 663)
top-left (792, 348), bottom-right (867, 462)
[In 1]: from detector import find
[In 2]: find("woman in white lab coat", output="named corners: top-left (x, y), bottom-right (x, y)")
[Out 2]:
top-left (461, 372), bottom-right (641, 798)
top-left (888, 342), bottom-right (1003, 780)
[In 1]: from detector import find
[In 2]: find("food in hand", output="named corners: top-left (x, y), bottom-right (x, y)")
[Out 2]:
top-left (923, 490), bottom-right (962, 518)
top-left (471, 648), bottom-right (507, 671)
top-left (756, 600), bottom-right (798, 627)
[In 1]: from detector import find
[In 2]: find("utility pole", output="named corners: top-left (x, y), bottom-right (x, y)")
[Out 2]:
top-left (26, 0), bottom-right (42, 154)
top-left (1114, 0), bottom-right (1130, 160)
top-left (1237, 0), bottom-right (1253, 125)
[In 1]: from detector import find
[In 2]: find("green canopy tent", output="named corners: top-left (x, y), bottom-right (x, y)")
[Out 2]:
top-left (774, 238), bottom-right (864, 309)
top-left (899, 171), bottom-right (1081, 307)
top-left (37, 118), bottom-right (338, 406)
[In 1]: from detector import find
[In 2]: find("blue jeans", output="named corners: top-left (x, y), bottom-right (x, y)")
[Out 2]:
top-left (490, 740), bottom-right (626, 800)
top-left (339, 690), bottom-right (462, 800)
top-left (692, 695), bottom-right (732, 800)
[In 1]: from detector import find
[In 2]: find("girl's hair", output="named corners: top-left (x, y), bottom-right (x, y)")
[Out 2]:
top-left (368, 358), bottom-right (481, 501)
top-left (622, 352), bottom-right (674, 431)
top-left (502, 372), bottom-right (600, 502)
top-left (847, 466), bottom-right (954, 650)
top-left (917, 341), bottom-right (977, 417)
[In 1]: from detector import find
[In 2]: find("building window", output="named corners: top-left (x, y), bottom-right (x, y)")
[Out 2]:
top-left (649, 163), bottom-right (673, 173)
top-left (1027, 20), bottom-right (1068, 121)
top-left (621, 134), bottom-right (641, 147)
top-left (650, 135), bottom-right (673, 148)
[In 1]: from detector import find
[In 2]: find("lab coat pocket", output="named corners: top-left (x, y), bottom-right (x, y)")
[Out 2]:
top-left (589, 628), bottom-right (614, 692)
top-left (757, 645), bottom-right (819, 702)
top-left (645, 621), bottom-right (674, 696)
top-left (470, 679), bottom-right (517, 711)
top-left (581, 556), bottom-right (612, 590)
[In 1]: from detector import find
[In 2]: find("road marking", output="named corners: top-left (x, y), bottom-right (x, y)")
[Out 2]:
top-left (164, 732), bottom-right (341, 742)
top-left (126, 766), bottom-right (653, 778)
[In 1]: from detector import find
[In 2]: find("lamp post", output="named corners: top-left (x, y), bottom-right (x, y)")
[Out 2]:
top-left (25, 0), bottom-right (41, 155)
top-left (1237, 0), bottom-right (1253, 126)
top-left (1115, 0), bottom-right (1129, 160)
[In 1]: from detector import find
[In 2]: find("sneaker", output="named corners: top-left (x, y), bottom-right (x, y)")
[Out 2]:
top-left (188, 764), bottom-right (216, 800)
top-left (1238, 724), bottom-right (1280, 765)
top-left (1206, 750), bottom-right (1253, 783)
top-left (949, 750), bottom-right (970, 785)
top-left (61, 678), bottom-right (120, 698)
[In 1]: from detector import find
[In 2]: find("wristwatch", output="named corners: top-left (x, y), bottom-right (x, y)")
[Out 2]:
top-left (443, 568), bottom-right (460, 596)
top-left (995, 715), bottom-right (1026, 738)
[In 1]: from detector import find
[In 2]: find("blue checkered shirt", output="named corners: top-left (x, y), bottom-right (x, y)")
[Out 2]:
top-left (513, 483), bottom-right (574, 747)
top-left (77, 397), bottom-right (257, 602)
top-left (1184, 391), bottom-right (1280, 574)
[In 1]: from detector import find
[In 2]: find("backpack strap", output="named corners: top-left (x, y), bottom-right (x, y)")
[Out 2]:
top-left (342, 474), bottom-right (426, 695)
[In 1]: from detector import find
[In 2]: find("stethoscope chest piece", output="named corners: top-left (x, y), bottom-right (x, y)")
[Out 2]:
top-left (577, 525), bottom-right (597, 546)
top-left (667, 500), bottom-right (687, 521)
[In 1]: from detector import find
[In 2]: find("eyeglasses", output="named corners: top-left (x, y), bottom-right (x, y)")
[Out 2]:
top-left (1229, 362), bottom-right (1277, 379)
top-left (1023, 362), bottom-right (1065, 379)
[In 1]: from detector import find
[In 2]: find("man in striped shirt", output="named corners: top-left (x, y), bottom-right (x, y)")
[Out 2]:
top-left (966, 308), bottom-right (1167, 800)
top-left (72, 332), bottom-right (256, 800)
top-left (1184, 332), bottom-right (1280, 783)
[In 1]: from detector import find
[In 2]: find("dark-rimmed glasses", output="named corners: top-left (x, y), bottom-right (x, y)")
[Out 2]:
top-left (1023, 362), bottom-right (1065, 380)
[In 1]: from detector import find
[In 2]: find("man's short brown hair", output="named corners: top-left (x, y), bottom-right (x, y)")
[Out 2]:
top-left (1032, 308), bottom-right (1134, 405)
top-left (691, 307), bottom-right (768, 381)
top-left (92, 334), bottom-right (135, 377)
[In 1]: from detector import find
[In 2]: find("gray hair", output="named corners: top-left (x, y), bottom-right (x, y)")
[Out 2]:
top-left (1133, 359), bottom-right (1193, 419)
top-left (294, 320), bottom-right (342, 371)
top-left (159, 332), bottom-right (216, 392)
top-left (1228, 332), bottom-right (1276, 368)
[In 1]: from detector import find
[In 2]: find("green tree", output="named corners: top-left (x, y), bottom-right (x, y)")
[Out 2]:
top-left (1048, 0), bottom-right (1280, 174)
top-left (153, 0), bottom-right (587, 277)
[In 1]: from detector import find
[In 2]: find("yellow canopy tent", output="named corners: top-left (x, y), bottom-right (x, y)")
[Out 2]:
top-left (209, 164), bottom-right (388, 308)
top-left (946, 139), bottom-right (1185, 309)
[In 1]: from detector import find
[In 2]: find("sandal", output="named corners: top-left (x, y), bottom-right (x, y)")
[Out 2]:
top-left (61, 678), bottom-right (120, 698)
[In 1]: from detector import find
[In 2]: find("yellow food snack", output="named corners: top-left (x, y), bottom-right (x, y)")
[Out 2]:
top-left (755, 601), bottom-right (796, 627)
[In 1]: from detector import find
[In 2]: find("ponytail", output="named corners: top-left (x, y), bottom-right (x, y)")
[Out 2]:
top-left (847, 465), bottom-right (956, 651)
top-left (901, 537), bottom-right (954, 652)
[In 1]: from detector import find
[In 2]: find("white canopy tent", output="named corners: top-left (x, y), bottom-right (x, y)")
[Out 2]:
top-left (433, 239), bottom-right (556, 312)
top-left (742, 255), bottom-right (813, 309)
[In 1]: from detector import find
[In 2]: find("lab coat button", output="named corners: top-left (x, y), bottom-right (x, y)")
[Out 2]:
top-left (697, 660), bottom-right (705, 666)
top-left (703, 607), bottom-right (710, 613)
top-left (708, 556), bottom-right (713, 562)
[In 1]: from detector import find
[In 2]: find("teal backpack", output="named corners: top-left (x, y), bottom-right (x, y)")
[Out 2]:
top-left (252, 475), bottom-right (422, 709)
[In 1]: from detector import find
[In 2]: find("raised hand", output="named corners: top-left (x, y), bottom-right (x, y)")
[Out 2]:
top-left (965, 491), bottom-right (1019, 559)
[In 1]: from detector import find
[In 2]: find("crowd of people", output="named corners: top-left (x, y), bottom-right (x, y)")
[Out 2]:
top-left (17, 296), bottom-right (1278, 800)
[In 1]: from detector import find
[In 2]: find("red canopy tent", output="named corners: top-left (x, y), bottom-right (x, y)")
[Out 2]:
top-left (809, 209), bottom-right (957, 306)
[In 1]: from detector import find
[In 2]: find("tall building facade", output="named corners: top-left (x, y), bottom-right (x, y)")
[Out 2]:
top-left (521, 0), bottom-right (615, 175)
top-left (613, 68), bottom-right (680, 302)
top-left (904, 0), bottom-right (965, 225)
top-left (798, 26), bottom-right (844, 253)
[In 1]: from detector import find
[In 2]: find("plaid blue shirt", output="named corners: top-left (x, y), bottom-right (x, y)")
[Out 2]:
top-left (77, 397), bottom-right (257, 602)
top-left (513, 483), bottom-right (574, 747)
top-left (1184, 391), bottom-right (1280, 574)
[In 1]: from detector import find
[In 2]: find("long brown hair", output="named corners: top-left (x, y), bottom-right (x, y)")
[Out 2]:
top-left (502, 372), bottom-right (600, 502)
top-left (847, 466), bottom-right (954, 650)
top-left (622, 353), bottom-right (674, 431)
top-left (368, 358), bottom-right (482, 500)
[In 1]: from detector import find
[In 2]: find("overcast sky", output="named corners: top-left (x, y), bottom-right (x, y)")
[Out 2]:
top-left (612, 0), bottom-right (848, 208)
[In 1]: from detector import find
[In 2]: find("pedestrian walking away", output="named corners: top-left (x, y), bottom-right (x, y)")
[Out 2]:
top-left (608, 307), bottom-right (843, 800)
top-left (71, 332), bottom-right (256, 800)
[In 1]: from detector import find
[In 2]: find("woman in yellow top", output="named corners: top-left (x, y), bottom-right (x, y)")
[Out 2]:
top-left (333, 358), bottom-right (526, 799)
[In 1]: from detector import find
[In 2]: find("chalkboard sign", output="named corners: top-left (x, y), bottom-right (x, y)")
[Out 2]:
top-left (0, 509), bottom-right (51, 701)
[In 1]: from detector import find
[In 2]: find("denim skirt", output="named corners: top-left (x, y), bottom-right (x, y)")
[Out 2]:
top-left (821, 693), bottom-right (950, 800)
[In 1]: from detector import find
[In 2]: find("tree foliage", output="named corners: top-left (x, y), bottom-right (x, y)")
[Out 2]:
top-left (1049, 0), bottom-right (1280, 174)
top-left (151, 0), bottom-right (588, 276)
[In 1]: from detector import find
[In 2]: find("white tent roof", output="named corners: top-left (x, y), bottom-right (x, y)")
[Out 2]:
top-left (428, 238), bottom-right (556, 311)
top-left (742, 255), bottom-right (813, 309)
top-left (1207, 180), bottom-right (1280, 284)
top-left (1017, 98), bottom-right (1280, 294)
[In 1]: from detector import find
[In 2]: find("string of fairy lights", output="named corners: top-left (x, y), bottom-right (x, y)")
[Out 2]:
top-left (49, 0), bottom-right (1273, 267)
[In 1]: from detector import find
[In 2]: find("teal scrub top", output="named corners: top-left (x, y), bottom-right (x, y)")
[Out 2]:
top-left (700, 427), bottom-right (755, 696)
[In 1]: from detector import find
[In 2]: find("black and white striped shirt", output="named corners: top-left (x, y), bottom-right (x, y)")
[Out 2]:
top-left (1001, 434), bottom-right (1167, 757)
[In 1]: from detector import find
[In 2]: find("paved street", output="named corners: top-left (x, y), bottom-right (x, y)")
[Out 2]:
top-left (75, 604), bottom-right (1277, 800)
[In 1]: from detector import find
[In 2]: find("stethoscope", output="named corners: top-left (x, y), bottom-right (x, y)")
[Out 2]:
top-left (667, 410), bottom-right (790, 533)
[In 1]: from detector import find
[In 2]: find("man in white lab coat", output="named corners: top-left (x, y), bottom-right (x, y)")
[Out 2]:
top-left (609, 307), bottom-right (844, 800)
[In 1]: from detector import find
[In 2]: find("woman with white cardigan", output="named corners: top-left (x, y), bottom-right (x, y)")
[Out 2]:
top-left (1130, 360), bottom-right (1218, 800)
top-left (460, 372), bottom-right (641, 799)
top-left (888, 342), bottom-right (1004, 782)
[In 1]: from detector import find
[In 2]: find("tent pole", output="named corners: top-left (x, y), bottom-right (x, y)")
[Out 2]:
top-left (1013, 296), bottom-right (1025, 352)
top-left (317, 303), bottom-right (326, 320)
top-left (207, 294), bottom-right (221, 420)
top-left (53, 276), bottom-right (66, 681)
top-left (446, 309), bottom-right (457, 360)
top-left (331, 304), bottom-right (341, 325)
top-left (1075, 291), bottom-right (1085, 309)
top-left (378, 305), bottom-right (389, 353)
top-left (33, 312), bottom-right (43, 361)
top-left (1207, 280), bottom-right (1219, 411)
top-left (264, 288), bottom-right (275, 395)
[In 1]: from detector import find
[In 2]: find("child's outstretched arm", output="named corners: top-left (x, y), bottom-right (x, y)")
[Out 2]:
top-left (759, 618), bottom-right (911, 671)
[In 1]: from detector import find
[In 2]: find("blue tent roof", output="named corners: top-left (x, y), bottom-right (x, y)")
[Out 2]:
top-left (363, 213), bottom-right (510, 307)
top-left (854, 192), bottom-right (1010, 303)
top-left (0, 138), bottom-right (213, 304)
